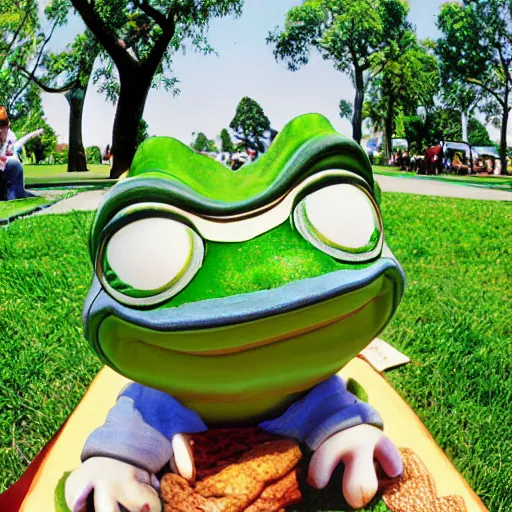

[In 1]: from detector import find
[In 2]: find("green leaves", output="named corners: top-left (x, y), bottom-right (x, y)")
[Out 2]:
top-left (191, 131), bottom-right (217, 153)
top-left (220, 128), bottom-right (235, 154)
top-left (229, 97), bottom-right (272, 152)
top-left (268, 0), bottom-right (410, 143)
top-left (339, 99), bottom-right (353, 120)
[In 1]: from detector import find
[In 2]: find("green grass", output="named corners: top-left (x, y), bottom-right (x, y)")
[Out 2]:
top-left (374, 165), bottom-right (512, 191)
top-left (0, 194), bottom-right (510, 511)
top-left (0, 197), bottom-right (52, 222)
top-left (24, 164), bottom-right (116, 187)
top-left (0, 190), bottom-right (83, 223)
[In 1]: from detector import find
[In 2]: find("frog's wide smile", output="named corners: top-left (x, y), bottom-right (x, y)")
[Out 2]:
top-left (85, 256), bottom-right (404, 359)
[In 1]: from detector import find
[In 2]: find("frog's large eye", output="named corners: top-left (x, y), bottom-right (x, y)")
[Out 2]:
top-left (293, 184), bottom-right (383, 262)
top-left (98, 217), bottom-right (204, 306)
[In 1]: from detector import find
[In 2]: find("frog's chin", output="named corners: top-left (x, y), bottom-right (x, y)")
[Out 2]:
top-left (84, 256), bottom-right (405, 423)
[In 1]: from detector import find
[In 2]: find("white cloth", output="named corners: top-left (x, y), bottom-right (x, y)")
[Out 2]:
top-left (0, 129), bottom-right (18, 169)
top-left (0, 129), bottom-right (17, 155)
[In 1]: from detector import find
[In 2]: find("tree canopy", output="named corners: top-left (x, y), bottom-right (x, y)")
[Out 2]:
top-left (268, 0), bottom-right (411, 143)
top-left (437, 0), bottom-right (512, 172)
top-left (66, 0), bottom-right (243, 177)
top-left (220, 128), bottom-right (235, 153)
top-left (229, 97), bottom-right (271, 153)
top-left (191, 132), bottom-right (217, 153)
top-left (364, 37), bottom-right (439, 158)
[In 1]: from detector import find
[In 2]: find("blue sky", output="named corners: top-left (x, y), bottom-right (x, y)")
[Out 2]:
top-left (39, 0), bottom-right (453, 150)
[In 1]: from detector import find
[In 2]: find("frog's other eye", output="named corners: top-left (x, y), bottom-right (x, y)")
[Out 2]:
top-left (293, 184), bottom-right (383, 262)
top-left (99, 217), bottom-right (204, 306)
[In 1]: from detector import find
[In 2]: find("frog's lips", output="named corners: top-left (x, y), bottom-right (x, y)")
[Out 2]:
top-left (84, 255), bottom-right (405, 358)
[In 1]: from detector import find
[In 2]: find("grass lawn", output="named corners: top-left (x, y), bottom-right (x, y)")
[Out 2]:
top-left (0, 190), bottom-right (83, 224)
top-left (0, 197), bottom-right (52, 223)
top-left (0, 194), bottom-right (510, 510)
top-left (24, 164), bottom-right (116, 188)
top-left (374, 165), bottom-right (512, 191)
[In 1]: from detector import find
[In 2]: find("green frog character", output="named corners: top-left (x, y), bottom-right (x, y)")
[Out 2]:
top-left (64, 114), bottom-right (405, 512)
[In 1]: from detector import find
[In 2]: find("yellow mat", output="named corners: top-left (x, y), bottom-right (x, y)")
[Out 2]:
top-left (20, 358), bottom-right (487, 511)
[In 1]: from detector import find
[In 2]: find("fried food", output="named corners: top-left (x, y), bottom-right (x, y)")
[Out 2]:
top-left (160, 429), bottom-right (302, 512)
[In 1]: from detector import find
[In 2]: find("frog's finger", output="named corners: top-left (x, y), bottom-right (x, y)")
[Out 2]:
top-left (65, 471), bottom-right (93, 512)
top-left (307, 438), bottom-right (346, 490)
top-left (374, 435), bottom-right (403, 478)
top-left (341, 448), bottom-right (378, 509)
top-left (171, 433), bottom-right (196, 482)
top-left (93, 485), bottom-right (121, 512)
top-left (116, 481), bottom-right (162, 512)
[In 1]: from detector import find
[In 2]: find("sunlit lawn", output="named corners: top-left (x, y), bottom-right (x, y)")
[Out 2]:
top-left (0, 197), bottom-right (52, 223)
top-left (374, 165), bottom-right (512, 191)
top-left (0, 194), bottom-right (510, 511)
top-left (24, 164), bottom-right (116, 187)
top-left (0, 190), bottom-right (82, 223)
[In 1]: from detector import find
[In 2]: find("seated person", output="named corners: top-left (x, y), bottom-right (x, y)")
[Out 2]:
top-left (0, 106), bottom-right (37, 201)
top-left (451, 152), bottom-right (469, 174)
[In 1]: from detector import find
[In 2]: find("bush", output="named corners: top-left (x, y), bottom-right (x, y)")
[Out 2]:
top-left (86, 146), bottom-right (102, 164)
top-left (48, 148), bottom-right (68, 165)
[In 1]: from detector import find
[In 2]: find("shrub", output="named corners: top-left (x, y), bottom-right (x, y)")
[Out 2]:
top-left (86, 146), bottom-right (102, 164)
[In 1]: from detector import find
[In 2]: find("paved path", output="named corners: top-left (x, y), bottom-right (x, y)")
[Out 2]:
top-left (376, 174), bottom-right (512, 201)
top-left (36, 189), bottom-right (108, 215)
top-left (33, 176), bottom-right (511, 216)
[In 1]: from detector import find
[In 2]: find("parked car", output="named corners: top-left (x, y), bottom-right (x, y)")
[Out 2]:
top-left (472, 146), bottom-right (501, 175)
top-left (443, 141), bottom-right (473, 175)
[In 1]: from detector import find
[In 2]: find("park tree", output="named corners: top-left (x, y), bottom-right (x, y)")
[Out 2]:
top-left (339, 100), bottom-right (353, 122)
top-left (0, 2), bottom-right (60, 162)
top-left (21, 30), bottom-right (102, 172)
top-left (0, 1), bottom-right (39, 70)
top-left (136, 118), bottom-right (149, 149)
top-left (0, 0), bottom-right (57, 120)
top-left (86, 145), bottom-right (102, 164)
top-left (191, 132), bottom-right (217, 153)
top-left (220, 128), bottom-right (235, 153)
top-left (437, 0), bottom-right (512, 173)
top-left (438, 79), bottom-right (483, 144)
top-left (267, 0), bottom-right (411, 144)
top-left (364, 38), bottom-right (439, 159)
top-left (68, 0), bottom-right (243, 178)
top-left (191, 132), bottom-right (210, 152)
top-left (403, 108), bottom-right (493, 153)
top-left (229, 97), bottom-right (271, 153)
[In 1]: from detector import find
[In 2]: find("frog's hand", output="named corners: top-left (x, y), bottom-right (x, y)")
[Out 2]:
top-left (259, 375), bottom-right (398, 508)
top-left (170, 433), bottom-right (195, 482)
top-left (308, 424), bottom-right (402, 509)
top-left (80, 383), bottom-right (207, 478)
top-left (65, 457), bottom-right (161, 512)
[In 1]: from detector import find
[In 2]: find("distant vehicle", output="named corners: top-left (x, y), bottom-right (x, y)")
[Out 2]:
top-left (392, 138), bottom-right (408, 151)
top-left (365, 137), bottom-right (408, 163)
top-left (472, 146), bottom-right (501, 175)
top-left (443, 141), bottom-right (473, 175)
top-left (366, 137), bottom-right (382, 159)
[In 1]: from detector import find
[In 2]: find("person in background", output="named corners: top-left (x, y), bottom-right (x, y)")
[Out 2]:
top-left (0, 106), bottom-right (37, 200)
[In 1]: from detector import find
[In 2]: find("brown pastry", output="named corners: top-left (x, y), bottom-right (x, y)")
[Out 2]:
top-left (160, 429), bottom-right (302, 512)
top-left (381, 448), bottom-right (467, 512)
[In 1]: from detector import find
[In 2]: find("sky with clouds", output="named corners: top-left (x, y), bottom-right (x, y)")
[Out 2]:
top-left (38, 0), bottom-right (482, 151)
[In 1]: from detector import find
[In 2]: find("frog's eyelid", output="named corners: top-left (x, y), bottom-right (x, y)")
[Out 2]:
top-left (97, 218), bottom-right (204, 308)
top-left (99, 170), bottom-right (372, 244)
top-left (293, 184), bottom-right (384, 263)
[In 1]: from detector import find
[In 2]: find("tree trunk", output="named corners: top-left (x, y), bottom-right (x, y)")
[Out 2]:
top-left (65, 86), bottom-right (88, 172)
top-left (110, 74), bottom-right (151, 178)
top-left (499, 101), bottom-right (509, 176)
top-left (383, 96), bottom-right (394, 164)
top-left (352, 68), bottom-right (365, 145)
top-left (461, 110), bottom-right (469, 143)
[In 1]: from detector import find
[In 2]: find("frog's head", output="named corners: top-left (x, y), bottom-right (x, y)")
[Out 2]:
top-left (84, 114), bottom-right (405, 423)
